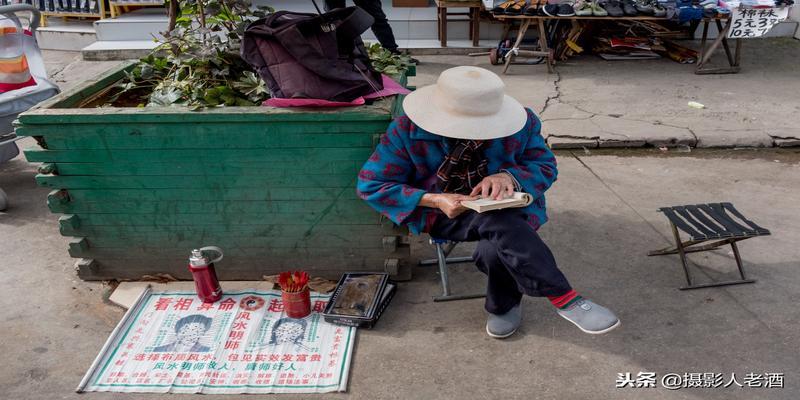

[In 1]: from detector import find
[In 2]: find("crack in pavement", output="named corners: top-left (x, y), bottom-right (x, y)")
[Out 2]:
top-left (540, 71), bottom-right (701, 146)
top-left (768, 135), bottom-right (800, 140)
top-left (540, 68), bottom-right (562, 116)
top-left (46, 55), bottom-right (82, 81)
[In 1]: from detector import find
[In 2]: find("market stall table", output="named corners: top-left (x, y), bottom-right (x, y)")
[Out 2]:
top-left (493, 14), bottom-right (737, 75)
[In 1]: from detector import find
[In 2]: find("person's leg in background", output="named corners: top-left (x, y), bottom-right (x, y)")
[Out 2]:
top-left (353, 0), bottom-right (400, 53)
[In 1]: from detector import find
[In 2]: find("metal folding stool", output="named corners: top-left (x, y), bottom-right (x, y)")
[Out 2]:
top-left (648, 202), bottom-right (770, 290)
top-left (419, 238), bottom-right (486, 302)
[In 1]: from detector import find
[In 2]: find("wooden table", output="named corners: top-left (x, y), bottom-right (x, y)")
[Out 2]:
top-left (493, 14), bottom-right (738, 75)
top-left (494, 15), bottom-right (674, 74)
top-left (435, 0), bottom-right (482, 47)
top-left (695, 17), bottom-right (740, 74)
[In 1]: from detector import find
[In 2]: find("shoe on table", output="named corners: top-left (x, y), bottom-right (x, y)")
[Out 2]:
top-left (492, 0), bottom-right (516, 14)
top-left (622, 0), bottom-right (638, 15)
top-left (557, 298), bottom-right (620, 334)
top-left (634, 0), bottom-right (655, 14)
top-left (505, 0), bottom-right (527, 15)
top-left (653, 2), bottom-right (667, 17)
top-left (486, 304), bottom-right (522, 339)
top-left (590, 1), bottom-right (608, 16)
top-left (601, 0), bottom-right (625, 16)
top-left (557, 3), bottom-right (576, 16)
top-left (542, 3), bottom-right (559, 16)
top-left (574, 0), bottom-right (593, 16)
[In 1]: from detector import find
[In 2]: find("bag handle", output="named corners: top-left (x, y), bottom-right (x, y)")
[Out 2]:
top-left (0, 4), bottom-right (41, 33)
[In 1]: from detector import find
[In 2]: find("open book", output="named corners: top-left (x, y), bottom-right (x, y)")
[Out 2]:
top-left (461, 192), bottom-right (533, 213)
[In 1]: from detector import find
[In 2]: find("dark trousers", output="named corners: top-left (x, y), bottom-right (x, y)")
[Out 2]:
top-left (430, 209), bottom-right (573, 315)
top-left (325, 0), bottom-right (399, 52)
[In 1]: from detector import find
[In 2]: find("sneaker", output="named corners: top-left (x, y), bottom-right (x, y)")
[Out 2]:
top-left (486, 304), bottom-right (522, 339)
top-left (601, 0), bottom-right (624, 16)
top-left (622, 0), bottom-right (638, 15)
top-left (542, 3), bottom-right (559, 16)
top-left (557, 298), bottom-right (621, 335)
top-left (574, 0), bottom-right (593, 15)
top-left (492, 0), bottom-right (517, 14)
top-left (652, 1), bottom-right (667, 16)
top-left (634, 0), bottom-right (654, 14)
top-left (590, 1), bottom-right (608, 16)
top-left (557, 3), bottom-right (576, 16)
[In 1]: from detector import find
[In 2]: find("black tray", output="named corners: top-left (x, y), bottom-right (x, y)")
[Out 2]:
top-left (322, 272), bottom-right (396, 329)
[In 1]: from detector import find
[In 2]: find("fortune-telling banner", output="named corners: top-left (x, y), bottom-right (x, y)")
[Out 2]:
top-left (78, 288), bottom-right (355, 394)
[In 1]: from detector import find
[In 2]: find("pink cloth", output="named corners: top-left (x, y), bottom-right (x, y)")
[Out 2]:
top-left (262, 74), bottom-right (411, 108)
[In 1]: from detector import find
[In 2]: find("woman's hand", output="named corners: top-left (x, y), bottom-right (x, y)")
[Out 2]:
top-left (470, 173), bottom-right (515, 200)
top-left (420, 193), bottom-right (476, 219)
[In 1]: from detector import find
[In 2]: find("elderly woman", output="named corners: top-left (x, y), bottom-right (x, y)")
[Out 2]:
top-left (356, 66), bottom-right (620, 338)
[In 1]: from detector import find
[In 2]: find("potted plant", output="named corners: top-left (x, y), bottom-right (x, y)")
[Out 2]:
top-left (17, 0), bottom-right (416, 281)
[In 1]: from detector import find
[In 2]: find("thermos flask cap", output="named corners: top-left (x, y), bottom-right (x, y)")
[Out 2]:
top-left (189, 246), bottom-right (224, 267)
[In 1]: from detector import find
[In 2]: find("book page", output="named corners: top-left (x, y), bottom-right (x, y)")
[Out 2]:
top-left (461, 192), bottom-right (532, 211)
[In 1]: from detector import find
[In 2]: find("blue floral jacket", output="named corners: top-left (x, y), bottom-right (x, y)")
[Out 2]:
top-left (356, 108), bottom-right (558, 235)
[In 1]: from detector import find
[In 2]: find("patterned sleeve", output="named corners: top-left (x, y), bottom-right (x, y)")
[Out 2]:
top-left (501, 109), bottom-right (558, 199)
top-left (356, 117), bottom-right (427, 226)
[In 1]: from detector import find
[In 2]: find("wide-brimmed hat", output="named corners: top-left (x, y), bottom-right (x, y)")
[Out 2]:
top-left (402, 66), bottom-right (527, 140)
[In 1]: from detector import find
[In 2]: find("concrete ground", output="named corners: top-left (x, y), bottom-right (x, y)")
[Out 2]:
top-left (410, 38), bottom-right (800, 149)
top-left (2, 47), bottom-right (800, 399)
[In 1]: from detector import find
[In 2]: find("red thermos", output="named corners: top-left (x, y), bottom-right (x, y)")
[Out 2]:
top-left (188, 246), bottom-right (224, 303)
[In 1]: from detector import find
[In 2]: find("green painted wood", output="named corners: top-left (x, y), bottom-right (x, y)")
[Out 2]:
top-left (47, 189), bottom-right (70, 207)
top-left (59, 220), bottom-right (402, 237)
top-left (17, 120), bottom-right (387, 139)
top-left (17, 62), bottom-right (412, 280)
top-left (25, 147), bottom-right (372, 163)
top-left (38, 163), bottom-right (57, 174)
top-left (18, 101), bottom-right (394, 124)
top-left (68, 238), bottom-right (89, 254)
top-left (64, 187), bottom-right (349, 202)
top-left (48, 199), bottom-right (373, 214)
top-left (33, 61), bottom-right (137, 110)
top-left (69, 246), bottom-right (409, 262)
top-left (82, 235), bottom-right (387, 250)
top-left (60, 209), bottom-right (381, 227)
top-left (34, 131), bottom-right (376, 151)
top-left (59, 214), bottom-right (80, 230)
top-left (49, 160), bottom-right (363, 176)
top-left (18, 61), bottom-right (395, 124)
top-left (36, 174), bottom-right (359, 189)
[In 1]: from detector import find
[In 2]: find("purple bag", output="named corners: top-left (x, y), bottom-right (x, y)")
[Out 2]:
top-left (241, 7), bottom-right (384, 102)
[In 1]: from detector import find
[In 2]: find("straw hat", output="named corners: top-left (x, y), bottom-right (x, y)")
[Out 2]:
top-left (402, 66), bottom-right (527, 140)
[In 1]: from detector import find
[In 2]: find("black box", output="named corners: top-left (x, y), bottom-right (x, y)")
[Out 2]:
top-left (322, 273), bottom-right (396, 329)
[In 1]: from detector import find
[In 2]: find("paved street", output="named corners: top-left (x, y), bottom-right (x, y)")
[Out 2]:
top-left (411, 39), bottom-right (800, 149)
top-left (1, 45), bottom-right (799, 399)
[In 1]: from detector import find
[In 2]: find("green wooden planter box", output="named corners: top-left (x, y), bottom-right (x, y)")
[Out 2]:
top-left (17, 62), bottom-right (415, 281)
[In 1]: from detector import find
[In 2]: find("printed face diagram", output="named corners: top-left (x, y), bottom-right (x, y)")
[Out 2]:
top-left (263, 318), bottom-right (311, 351)
top-left (152, 314), bottom-right (213, 353)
